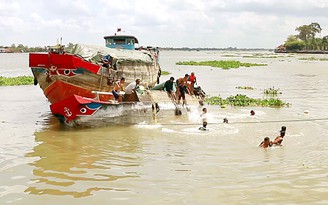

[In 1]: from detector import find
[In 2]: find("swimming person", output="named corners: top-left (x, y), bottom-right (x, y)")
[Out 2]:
top-left (272, 126), bottom-right (287, 146)
top-left (259, 137), bottom-right (272, 148)
top-left (199, 121), bottom-right (208, 131)
top-left (200, 107), bottom-right (208, 123)
top-left (198, 107), bottom-right (208, 130)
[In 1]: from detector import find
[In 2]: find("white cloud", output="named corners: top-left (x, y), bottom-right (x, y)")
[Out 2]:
top-left (1, 0), bottom-right (328, 48)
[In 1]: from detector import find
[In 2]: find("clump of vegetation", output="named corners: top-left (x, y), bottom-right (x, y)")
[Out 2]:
top-left (264, 87), bottom-right (282, 95)
top-left (278, 22), bottom-right (328, 52)
top-left (242, 54), bottom-right (278, 58)
top-left (161, 70), bottom-right (171, 75)
top-left (221, 54), bottom-right (237, 57)
top-left (204, 94), bottom-right (287, 107)
top-left (0, 76), bottom-right (34, 86)
top-left (236, 86), bottom-right (255, 90)
top-left (299, 57), bottom-right (328, 61)
top-left (176, 60), bottom-right (267, 69)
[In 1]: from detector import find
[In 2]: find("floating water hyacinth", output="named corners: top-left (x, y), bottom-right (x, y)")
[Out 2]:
top-left (204, 94), bottom-right (288, 107)
top-left (0, 76), bottom-right (34, 86)
top-left (264, 87), bottom-right (282, 95)
top-left (176, 60), bottom-right (267, 69)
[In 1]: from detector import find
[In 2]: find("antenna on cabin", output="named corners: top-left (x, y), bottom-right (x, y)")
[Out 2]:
top-left (115, 28), bottom-right (122, 36)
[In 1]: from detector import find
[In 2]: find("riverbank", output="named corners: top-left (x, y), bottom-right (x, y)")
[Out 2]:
top-left (275, 49), bottom-right (328, 54)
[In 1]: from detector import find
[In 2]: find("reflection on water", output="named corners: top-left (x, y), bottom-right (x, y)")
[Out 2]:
top-left (25, 127), bottom-right (141, 198)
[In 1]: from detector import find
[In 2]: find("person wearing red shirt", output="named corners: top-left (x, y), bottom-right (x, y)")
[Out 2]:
top-left (188, 72), bottom-right (197, 95)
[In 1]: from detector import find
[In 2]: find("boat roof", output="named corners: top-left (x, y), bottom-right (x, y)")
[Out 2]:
top-left (103, 34), bottom-right (139, 44)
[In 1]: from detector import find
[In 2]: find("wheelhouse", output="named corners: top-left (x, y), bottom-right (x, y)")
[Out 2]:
top-left (104, 29), bottom-right (139, 50)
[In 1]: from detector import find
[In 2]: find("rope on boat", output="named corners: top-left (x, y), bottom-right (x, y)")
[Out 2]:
top-left (99, 66), bottom-right (104, 91)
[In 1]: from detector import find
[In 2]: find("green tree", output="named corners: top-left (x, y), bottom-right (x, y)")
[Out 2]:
top-left (309, 22), bottom-right (322, 37)
top-left (322, 36), bottom-right (328, 50)
top-left (284, 36), bottom-right (305, 51)
top-left (295, 25), bottom-right (312, 41)
top-left (295, 23), bottom-right (322, 50)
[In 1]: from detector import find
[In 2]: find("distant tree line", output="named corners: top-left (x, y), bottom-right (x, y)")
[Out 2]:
top-left (281, 22), bottom-right (328, 52)
top-left (1, 43), bottom-right (76, 53)
top-left (0, 44), bottom-right (48, 52)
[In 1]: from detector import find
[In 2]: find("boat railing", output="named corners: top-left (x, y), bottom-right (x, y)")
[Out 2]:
top-left (92, 91), bottom-right (113, 100)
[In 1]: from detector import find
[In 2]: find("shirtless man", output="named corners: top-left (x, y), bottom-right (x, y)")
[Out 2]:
top-left (272, 126), bottom-right (287, 146)
top-left (259, 137), bottom-right (271, 148)
top-left (112, 77), bottom-right (125, 102)
top-left (177, 74), bottom-right (189, 104)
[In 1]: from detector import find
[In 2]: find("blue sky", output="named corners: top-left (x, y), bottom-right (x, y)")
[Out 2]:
top-left (1, 0), bottom-right (328, 48)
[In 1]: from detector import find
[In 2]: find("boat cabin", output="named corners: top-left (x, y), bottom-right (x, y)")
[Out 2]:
top-left (104, 28), bottom-right (139, 50)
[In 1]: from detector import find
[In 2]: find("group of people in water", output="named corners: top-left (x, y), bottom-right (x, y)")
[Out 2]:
top-left (197, 107), bottom-right (287, 148)
top-left (110, 71), bottom-right (287, 149)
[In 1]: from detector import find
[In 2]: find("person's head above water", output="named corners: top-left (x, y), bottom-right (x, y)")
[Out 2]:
top-left (202, 121), bottom-right (207, 128)
top-left (280, 126), bottom-right (287, 137)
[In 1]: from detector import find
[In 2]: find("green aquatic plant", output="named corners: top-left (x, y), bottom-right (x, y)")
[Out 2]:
top-left (0, 76), bottom-right (34, 86)
top-left (176, 60), bottom-right (267, 69)
top-left (242, 55), bottom-right (279, 58)
top-left (264, 87), bottom-right (282, 95)
top-left (204, 96), bottom-right (226, 106)
top-left (299, 57), bottom-right (328, 61)
top-left (204, 94), bottom-right (287, 107)
top-left (221, 54), bottom-right (237, 57)
top-left (236, 86), bottom-right (255, 90)
top-left (161, 70), bottom-right (171, 75)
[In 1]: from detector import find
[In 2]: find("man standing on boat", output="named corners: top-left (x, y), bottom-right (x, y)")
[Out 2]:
top-left (125, 79), bottom-right (141, 94)
top-left (112, 77), bottom-right (125, 102)
top-left (123, 79), bottom-right (142, 102)
top-left (102, 54), bottom-right (111, 68)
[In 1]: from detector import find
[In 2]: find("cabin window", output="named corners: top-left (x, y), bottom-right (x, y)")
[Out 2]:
top-left (106, 39), bottom-right (114, 44)
top-left (113, 39), bottom-right (125, 44)
top-left (126, 39), bottom-right (135, 45)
